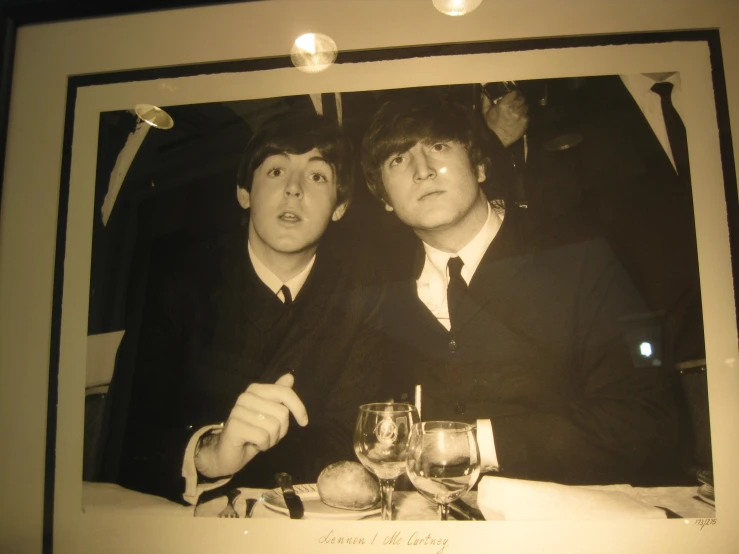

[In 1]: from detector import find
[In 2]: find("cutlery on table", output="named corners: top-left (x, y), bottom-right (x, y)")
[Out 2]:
top-left (448, 499), bottom-right (485, 521)
top-left (245, 497), bottom-right (259, 518)
top-left (217, 488), bottom-right (241, 518)
top-left (275, 472), bottom-right (304, 519)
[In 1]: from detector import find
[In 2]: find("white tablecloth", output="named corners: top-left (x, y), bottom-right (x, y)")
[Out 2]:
top-left (82, 481), bottom-right (716, 521)
top-left (83, 482), bottom-right (194, 517)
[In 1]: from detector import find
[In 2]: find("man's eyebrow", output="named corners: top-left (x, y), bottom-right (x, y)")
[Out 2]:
top-left (308, 155), bottom-right (331, 165)
top-left (264, 152), bottom-right (289, 161)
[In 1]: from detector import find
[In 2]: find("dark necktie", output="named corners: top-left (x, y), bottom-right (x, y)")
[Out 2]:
top-left (321, 92), bottom-right (339, 123)
top-left (447, 257), bottom-right (466, 331)
top-left (280, 285), bottom-right (292, 306)
top-left (651, 81), bottom-right (690, 182)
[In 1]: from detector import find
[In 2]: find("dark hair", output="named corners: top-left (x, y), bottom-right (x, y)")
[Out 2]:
top-left (237, 109), bottom-right (354, 207)
top-left (361, 90), bottom-right (494, 203)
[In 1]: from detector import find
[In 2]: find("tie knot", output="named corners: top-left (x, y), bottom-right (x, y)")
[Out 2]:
top-left (447, 256), bottom-right (464, 278)
top-left (651, 81), bottom-right (674, 99)
top-left (280, 285), bottom-right (292, 305)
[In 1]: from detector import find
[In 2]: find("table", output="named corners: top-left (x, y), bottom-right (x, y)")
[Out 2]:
top-left (82, 482), bottom-right (716, 521)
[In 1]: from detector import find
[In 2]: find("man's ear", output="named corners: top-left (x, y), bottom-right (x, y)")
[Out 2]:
top-left (331, 201), bottom-right (348, 222)
top-left (476, 163), bottom-right (487, 183)
top-left (236, 186), bottom-right (250, 210)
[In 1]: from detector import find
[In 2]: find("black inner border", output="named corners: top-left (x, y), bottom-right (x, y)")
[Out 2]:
top-left (41, 28), bottom-right (736, 553)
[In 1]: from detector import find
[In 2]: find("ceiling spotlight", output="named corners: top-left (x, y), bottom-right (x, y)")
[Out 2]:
top-left (134, 104), bottom-right (174, 129)
top-left (291, 32), bottom-right (338, 74)
top-left (432, 0), bottom-right (482, 16)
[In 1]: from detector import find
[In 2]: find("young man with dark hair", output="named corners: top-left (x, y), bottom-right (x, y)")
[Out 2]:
top-left (362, 91), bottom-right (682, 486)
top-left (117, 109), bottom-right (382, 504)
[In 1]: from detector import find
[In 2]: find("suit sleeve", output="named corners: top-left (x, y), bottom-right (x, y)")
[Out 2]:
top-left (486, 240), bottom-right (681, 485)
top-left (115, 270), bottom-right (202, 504)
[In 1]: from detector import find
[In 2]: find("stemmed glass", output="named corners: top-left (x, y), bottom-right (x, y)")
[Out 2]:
top-left (406, 421), bottom-right (481, 520)
top-left (354, 402), bottom-right (419, 520)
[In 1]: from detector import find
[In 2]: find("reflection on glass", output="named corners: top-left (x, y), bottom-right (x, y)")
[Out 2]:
top-left (290, 33), bottom-right (338, 74)
top-left (354, 403), bottom-right (420, 520)
top-left (406, 421), bottom-right (480, 520)
top-left (640, 341), bottom-right (653, 358)
top-left (432, 0), bottom-right (483, 16)
top-left (134, 104), bottom-right (174, 129)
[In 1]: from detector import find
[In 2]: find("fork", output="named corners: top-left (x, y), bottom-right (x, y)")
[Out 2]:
top-left (217, 488), bottom-right (241, 518)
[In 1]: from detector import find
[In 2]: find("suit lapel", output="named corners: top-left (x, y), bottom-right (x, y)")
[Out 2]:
top-left (380, 241), bottom-right (449, 341)
top-left (229, 239), bottom-right (286, 332)
top-left (260, 249), bottom-right (336, 377)
top-left (451, 206), bottom-right (527, 335)
top-left (290, 248), bottom-right (335, 331)
top-left (391, 277), bottom-right (448, 338)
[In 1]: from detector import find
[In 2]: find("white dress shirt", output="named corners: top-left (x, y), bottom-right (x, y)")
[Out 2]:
top-left (181, 244), bottom-right (316, 505)
top-left (248, 241), bottom-right (314, 303)
top-left (416, 202), bottom-right (504, 472)
top-left (619, 73), bottom-right (685, 172)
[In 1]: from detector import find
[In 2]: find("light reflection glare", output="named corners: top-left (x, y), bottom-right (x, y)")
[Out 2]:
top-left (134, 104), bottom-right (174, 129)
top-left (432, 0), bottom-right (483, 16)
top-left (291, 32), bottom-right (338, 74)
top-left (639, 342), bottom-right (653, 358)
top-left (295, 33), bottom-right (317, 54)
top-left (439, 167), bottom-right (448, 174)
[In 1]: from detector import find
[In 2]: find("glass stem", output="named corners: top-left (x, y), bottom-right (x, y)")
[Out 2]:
top-left (439, 503), bottom-right (449, 521)
top-left (379, 478), bottom-right (396, 521)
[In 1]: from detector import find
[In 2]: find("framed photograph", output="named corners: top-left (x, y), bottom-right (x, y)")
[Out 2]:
top-left (1, 1), bottom-right (738, 553)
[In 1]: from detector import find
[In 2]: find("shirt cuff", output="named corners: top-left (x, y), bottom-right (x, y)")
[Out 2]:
top-left (476, 418), bottom-right (499, 472)
top-left (182, 424), bottom-right (233, 505)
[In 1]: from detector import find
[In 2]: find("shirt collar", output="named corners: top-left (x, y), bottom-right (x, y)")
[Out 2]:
top-left (421, 201), bottom-right (504, 285)
top-left (247, 241), bottom-right (315, 302)
top-left (620, 72), bottom-right (682, 101)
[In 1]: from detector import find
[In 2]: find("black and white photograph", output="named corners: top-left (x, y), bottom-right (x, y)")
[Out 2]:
top-left (83, 74), bottom-right (716, 523)
top-left (2, 1), bottom-right (739, 553)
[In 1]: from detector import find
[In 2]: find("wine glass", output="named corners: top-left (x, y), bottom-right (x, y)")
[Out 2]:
top-left (354, 402), bottom-right (419, 520)
top-left (406, 421), bottom-right (481, 520)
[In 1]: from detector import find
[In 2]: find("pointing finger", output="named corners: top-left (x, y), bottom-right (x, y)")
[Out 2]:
top-left (275, 373), bottom-right (294, 388)
top-left (247, 382), bottom-right (309, 427)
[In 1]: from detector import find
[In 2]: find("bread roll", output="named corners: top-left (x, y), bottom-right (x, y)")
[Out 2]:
top-left (317, 461), bottom-right (381, 510)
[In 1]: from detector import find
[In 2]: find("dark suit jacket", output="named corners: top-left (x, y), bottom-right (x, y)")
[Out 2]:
top-left (523, 75), bottom-right (704, 368)
top-left (376, 206), bottom-right (682, 486)
top-left (116, 226), bottom-right (385, 503)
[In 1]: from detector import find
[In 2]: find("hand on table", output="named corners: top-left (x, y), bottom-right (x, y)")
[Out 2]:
top-left (195, 373), bottom-right (309, 478)
top-left (482, 89), bottom-right (530, 147)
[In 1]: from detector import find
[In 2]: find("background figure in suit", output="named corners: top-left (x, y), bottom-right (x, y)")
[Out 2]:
top-left (485, 74), bottom-right (704, 372)
top-left (361, 91), bottom-right (683, 486)
top-left (116, 109), bottom-right (384, 504)
top-left (574, 73), bottom-right (703, 368)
